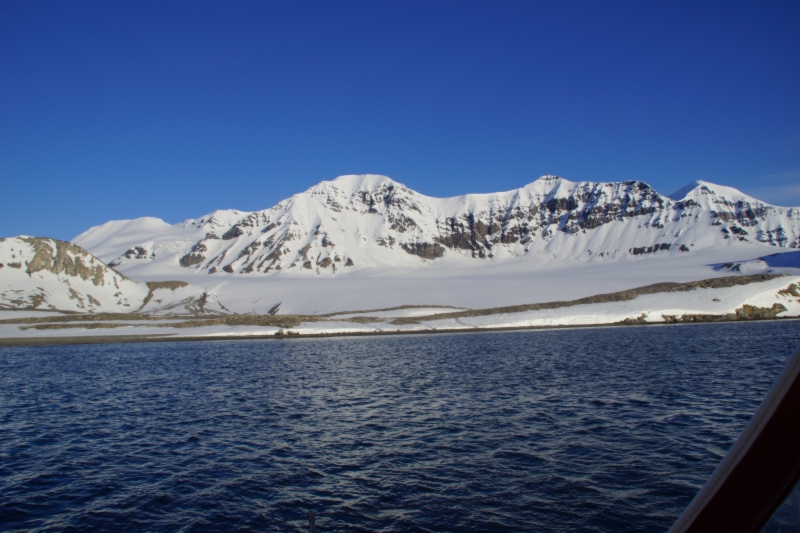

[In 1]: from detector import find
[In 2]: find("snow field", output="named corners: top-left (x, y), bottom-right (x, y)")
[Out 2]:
top-left (1, 275), bottom-right (797, 341)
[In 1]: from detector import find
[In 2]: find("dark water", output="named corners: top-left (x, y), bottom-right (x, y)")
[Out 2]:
top-left (1, 321), bottom-right (799, 533)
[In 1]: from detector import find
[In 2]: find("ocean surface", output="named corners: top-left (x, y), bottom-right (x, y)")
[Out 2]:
top-left (2, 321), bottom-right (799, 533)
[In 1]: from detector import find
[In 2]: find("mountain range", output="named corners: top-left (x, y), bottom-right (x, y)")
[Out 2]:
top-left (73, 174), bottom-right (800, 279)
top-left (3, 175), bottom-right (800, 316)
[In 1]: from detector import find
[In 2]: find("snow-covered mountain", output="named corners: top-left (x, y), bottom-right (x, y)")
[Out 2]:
top-left (0, 237), bottom-right (227, 313)
top-left (74, 174), bottom-right (800, 278)
top-left (0, 236), bottom-right (148, 312)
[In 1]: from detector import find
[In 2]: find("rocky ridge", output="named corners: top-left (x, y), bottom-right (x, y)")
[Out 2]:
top-left (75, 174), bottom-right (800, 278)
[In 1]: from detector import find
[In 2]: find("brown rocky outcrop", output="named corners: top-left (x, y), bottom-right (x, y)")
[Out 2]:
top-left (22, 237), bottom-right (115, 286)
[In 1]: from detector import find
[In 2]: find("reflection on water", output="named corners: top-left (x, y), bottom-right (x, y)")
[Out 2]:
top-left (1, 321), bottom-right (799, 532)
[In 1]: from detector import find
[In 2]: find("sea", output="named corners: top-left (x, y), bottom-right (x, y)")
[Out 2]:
top-left (2, 321), bottom-right (799, 532)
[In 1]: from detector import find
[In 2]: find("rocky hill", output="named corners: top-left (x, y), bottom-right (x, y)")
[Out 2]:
top-left (0, 237), bottom-right (225, 313)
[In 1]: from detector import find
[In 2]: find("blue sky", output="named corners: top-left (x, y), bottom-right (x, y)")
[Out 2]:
top-left (1, 1), bottom-right (798, 240)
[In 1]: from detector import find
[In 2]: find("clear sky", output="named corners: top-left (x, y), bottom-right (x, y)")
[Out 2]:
top-left (1, 0), bottom-right (799, 240)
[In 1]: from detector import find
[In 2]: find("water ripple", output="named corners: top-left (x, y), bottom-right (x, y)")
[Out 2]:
top-left (1, 321), bottom-right (799, 532)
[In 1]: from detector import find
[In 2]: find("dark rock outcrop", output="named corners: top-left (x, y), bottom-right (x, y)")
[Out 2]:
top-left (180, 253), bottom-right (206, 267)
top-left (222, 226), bottom-right (244, 240)
top-left (630, 243), bottom-right (671, 255)
top-left (401, 242), bottom-right (445, 259)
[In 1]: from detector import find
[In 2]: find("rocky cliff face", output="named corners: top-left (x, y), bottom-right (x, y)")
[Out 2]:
top-left (73, 175), bottom-right (800, 277)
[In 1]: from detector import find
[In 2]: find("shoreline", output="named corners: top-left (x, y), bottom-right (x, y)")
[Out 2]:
top-left (1, 315), bottom-right (798, 348)
top-left (2, 273), bottom-right (797, 348)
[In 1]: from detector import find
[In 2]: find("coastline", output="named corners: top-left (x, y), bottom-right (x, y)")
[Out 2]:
top-left (2, 273), bottom-right (798, 348)
top-left (2, 315), bottom-right (798, 348)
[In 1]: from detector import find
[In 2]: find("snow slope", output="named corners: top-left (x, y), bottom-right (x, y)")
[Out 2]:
top-left (2, 275), bottom-right (797, 341)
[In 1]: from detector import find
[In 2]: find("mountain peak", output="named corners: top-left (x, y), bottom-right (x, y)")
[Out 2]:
top-left (668, 180), bottom-right (757, 203)
top-left (325, 174), bottom-right (401, 193)
top-left (668, 180), bottom-right (712, 200)
top-left (528, 174), bottom-right (564, 186)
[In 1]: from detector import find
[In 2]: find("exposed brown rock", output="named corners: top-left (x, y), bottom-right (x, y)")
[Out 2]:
top-left (391, 274), bottom-right (787, 324)
top-left (138, 280), bottom-right (190, 310)
top-left (22, 238), bottom-right (115, 286)
top-left (735, 303), bottom-right (787, 320)
top-left (778, 284), bottom-right (800, 298)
